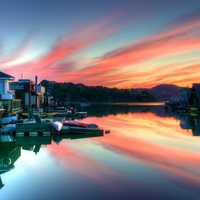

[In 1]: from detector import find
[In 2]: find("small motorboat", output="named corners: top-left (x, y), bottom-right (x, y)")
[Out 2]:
top-left (51, 121), bottom-right (63, 132)
top-left (0, 124), bottom-right (16, 134)
top-left (63, 120), bottom-right (98, 128)
top-left (54, 111), bottom-right (87, 119)
top-left (61, 120), bottom-right (103, 135)
top-left (0, 114), bottom-right (18, 125)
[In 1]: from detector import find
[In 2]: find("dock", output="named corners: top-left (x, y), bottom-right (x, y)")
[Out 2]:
top-left (12, 120), bottom-right (105, 137)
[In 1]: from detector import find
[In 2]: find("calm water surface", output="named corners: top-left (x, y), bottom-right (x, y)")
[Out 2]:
top-left (1, 106), bottom-right (200, 200)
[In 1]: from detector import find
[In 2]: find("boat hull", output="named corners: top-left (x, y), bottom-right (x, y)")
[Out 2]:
top-left (61, 126), bottom-right (104, 135)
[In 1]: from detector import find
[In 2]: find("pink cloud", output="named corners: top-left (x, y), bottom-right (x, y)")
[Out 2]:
top-left (3, 10), bottom-right (200, 88)
top-left (4, 16), bottom-right (119, 80)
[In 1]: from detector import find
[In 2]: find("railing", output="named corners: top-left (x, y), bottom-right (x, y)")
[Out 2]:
top-left (0, 99), bottom-right (21, 113)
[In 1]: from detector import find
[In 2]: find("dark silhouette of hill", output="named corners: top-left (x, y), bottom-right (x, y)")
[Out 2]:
top-left (41, 80), bottom-right (156, 103)
top-left (150, 84), bottom-right (185, 101)
top-left (41, 80), bottom-right (185, 103)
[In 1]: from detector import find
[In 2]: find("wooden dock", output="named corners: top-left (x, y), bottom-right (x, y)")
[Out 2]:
top-left (16, 122), bottom-right (53, 135)
top-left (0, 117), bottom-right (107, 139)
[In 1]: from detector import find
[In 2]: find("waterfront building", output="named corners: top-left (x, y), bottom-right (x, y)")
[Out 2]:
top-left (35, 83), bottom-right (46, 109)
top-left (0, 71), bottom-right (21, 114)
top-left (10, 78), bottom-right (45, 111)
top-left (0, 71), bottom-right (14, 100)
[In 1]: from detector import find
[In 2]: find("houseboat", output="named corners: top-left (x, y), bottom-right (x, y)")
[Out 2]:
top-left (0, 71), bottom-right (21, 114)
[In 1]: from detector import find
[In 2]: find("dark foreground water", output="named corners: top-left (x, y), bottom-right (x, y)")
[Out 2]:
top-left (1, 105), bottom-right (200, 200)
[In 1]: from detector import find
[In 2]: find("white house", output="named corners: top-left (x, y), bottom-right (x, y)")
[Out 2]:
top-left (0, 71), bottom-right (14, 100)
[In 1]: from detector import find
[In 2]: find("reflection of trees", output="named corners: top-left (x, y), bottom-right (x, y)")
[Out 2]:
top-left (85, 104), bottom-right (167, 117)
top-left (86, 104), bottom-right (200, 136)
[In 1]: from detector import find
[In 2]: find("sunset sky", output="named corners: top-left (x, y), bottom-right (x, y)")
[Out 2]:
top-left (0, 0), bottom-right (200, 88)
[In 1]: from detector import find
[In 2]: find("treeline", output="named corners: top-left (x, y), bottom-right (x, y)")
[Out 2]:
top-left (41, 80), bottom-right (156, 103)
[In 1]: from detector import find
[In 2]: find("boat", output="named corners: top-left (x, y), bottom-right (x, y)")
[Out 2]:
top-left (0, 124), bottom-right (16, 134)
top-left (63, 120), bottom-right (98, 128)
top-left (54, 111), bottom-right (87, 119)
top-left (61, 120), bottom-right (104, 135)
top-left (0, 114), bottom-right (18, 125)
top-left (51, 121), bottom-right (63, 132)
top-left (2, 114), bottom-right (108, 136)
top-left (54, 106), bottom-right (66, 112)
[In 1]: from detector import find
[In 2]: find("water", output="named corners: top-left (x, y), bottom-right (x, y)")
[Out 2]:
top-left (1, 105), bottom-right (200, 200)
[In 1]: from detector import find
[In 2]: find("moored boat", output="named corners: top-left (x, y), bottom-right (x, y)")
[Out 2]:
top-left (53, 111), bottom-right (87, 119)
top-left (61, 120), bottom-right (104, 135)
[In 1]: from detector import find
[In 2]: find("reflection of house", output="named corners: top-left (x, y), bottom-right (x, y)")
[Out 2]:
top-left (0, 143), bottom-right (21, 189)
top-left (0, 144), bottom-right (21, 171)
top-left (16, 136), bottom-right (51, 154)
top-left (0, 130), bottom-right (105, 189)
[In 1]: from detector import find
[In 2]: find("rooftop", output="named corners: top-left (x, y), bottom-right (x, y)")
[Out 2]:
top-left (0, 71), bottom-right (14, 80)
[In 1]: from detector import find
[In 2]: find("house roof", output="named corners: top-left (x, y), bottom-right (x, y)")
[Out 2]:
top-left (0, 71), bottom-right (14, 80)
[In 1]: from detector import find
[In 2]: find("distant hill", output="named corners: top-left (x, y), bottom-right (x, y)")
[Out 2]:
top-left (149, 84), bottom-right (184, 101)
top-left (41, 80), bottom-right (156, 103)
top-left (41, 80), bottom-right (187, 103)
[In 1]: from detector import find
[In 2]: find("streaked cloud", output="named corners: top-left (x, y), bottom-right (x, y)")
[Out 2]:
top-left (60, 10), bottom-right (200, 87)
top-left (2, 10), bottom-right (200, 88)
top-left (4, 16), bottom-right (119, 79)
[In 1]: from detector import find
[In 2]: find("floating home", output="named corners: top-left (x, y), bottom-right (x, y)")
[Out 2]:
top-left (10, 77), bottom-right (45, 111)
top-left (0, 71), bottom-right (21, 115)
top-left (0, 71), bottom-right (14, 100)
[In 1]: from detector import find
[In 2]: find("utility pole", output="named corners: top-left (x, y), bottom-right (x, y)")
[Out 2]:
top-left (28, 80), bottom-right (32, 120)
top-left (35, 76), bottom-right (38, 111)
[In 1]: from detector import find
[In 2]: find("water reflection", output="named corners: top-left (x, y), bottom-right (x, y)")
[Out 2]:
top-left (177, 114), bottom-right (200, 136)
top-left (1, 105), bottom-right (200, 199)
top-left (0, 132), bottom-right (104, 189)
top-left (85, 104), bottom-right (200, 136)
top-left (0, 143), bottom-right (20, 189)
